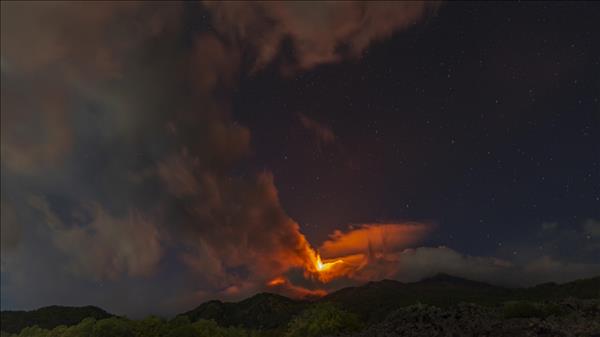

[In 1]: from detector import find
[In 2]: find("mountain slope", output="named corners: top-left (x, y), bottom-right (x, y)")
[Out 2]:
top-left (323, 274), bottom-right (512, 322)
top-left (180, 292), bottom-right (307, 330)
top-left (178, 274), bottom-right (599, 328)
top-left (0, 305), bottom-right (112, 334)
top-left (2, 275), bottom-right (598, 333)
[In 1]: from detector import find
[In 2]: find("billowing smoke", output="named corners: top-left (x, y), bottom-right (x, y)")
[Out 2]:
top-left (1, 1), bottom-right (439, 315)
top-left (7, 1), bottom-right (597, 318)
top-left (205, 1), bottom-right (441, 70)
top-left (320, 223), bottom-right (432, 258)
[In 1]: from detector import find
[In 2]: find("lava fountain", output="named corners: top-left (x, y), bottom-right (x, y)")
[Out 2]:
top-left (266, 223), bottom-right (431, 295)
top-left (314, 252), bottom-right (344, 272)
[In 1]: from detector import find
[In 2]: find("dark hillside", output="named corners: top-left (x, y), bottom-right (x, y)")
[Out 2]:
top-left (2, 275), bottom-right (598, 334)
top-left (0, 306), bottom-right (112, 334)
top-left (323, 274), bottom-right (512, 322)
top-left (180, 292), bottom-right (307, 330)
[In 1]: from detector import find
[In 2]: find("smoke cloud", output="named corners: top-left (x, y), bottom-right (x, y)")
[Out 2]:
top-left (299, 113), bottom-right (336, 146)
top-left (1, 1), bottom-right (442, 315)
top-left (205, 1), bottom-right (441, 70)
top-left (319, 223), bottom-right (431, 258)
top-left (4, 1), bottom-right (596, 318)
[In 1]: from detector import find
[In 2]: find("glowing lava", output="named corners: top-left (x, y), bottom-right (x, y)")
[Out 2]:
top-left (316, 255), bottom-right (325, 270)
top-left (266, 223), bottom-right (431, 295)
top-left (267, 276), bottom-right (286, 287)
top-left (266, 238), bottom-right (365, 293)
top-left (314, 253), bottom-right (343, 272)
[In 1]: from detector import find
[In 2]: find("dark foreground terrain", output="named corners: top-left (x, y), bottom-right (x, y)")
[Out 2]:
top-left (346, 298), bottom-right (600, 337)
top-left (2, 274), bottom-right (599, 337)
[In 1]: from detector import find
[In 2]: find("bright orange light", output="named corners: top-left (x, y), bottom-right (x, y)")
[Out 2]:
top-left (314, 253), bottom-right (343, 272)
top-left (265, 222), bottom-right (428, 295)
top-left (316, 254), bottom-right (324, 271)
top-left (267, 236), bottom-right (365, 290)
top-left (267, 276), bottom-right (286, 287)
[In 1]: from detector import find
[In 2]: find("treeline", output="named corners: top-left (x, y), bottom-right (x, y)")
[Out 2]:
top-left (1, 303), bottom-right (361, 337)
top-left (3, 275), bottom-right (598, 337)
top-left (1, 306), bottom-right (112, 334)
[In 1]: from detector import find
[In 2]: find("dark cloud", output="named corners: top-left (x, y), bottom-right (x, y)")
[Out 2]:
top-left (2, 1), bottom-right (595, 319)
top-left (205, 1), bottom-right (441, 70)
top-left (0, 2), bottom-right (180, 76)
top-left (166, 170), bottom-right (317, 295)
top-left (1, 1), bottom-right (181, 174)
top-left (0, 200), bottom-right (20, 253)
top-left (299, 113), bottom-right (336, 146)
top-left (28, 197), bottom-right (163, 280)
top-left (2, 1), bottom-right (341, 315)
top-left (376, 246), bottom-right (513, 284)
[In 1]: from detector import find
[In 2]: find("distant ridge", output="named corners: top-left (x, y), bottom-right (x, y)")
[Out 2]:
top-left (0, 305), bottom-right (112, 334)
top-left (420, 273), bottom-right (495, 287)
top-left (180, 274), bottom-right (600, 328)
top-left (179, 292), bottom-right (307, 330)
top-left (2, 275), bottom-right (599, 333)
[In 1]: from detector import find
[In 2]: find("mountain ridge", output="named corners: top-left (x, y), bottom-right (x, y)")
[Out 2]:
top-left (2, 274), bottom-right (599, 334)
top-left (0, 305), bottom-right (112, 334)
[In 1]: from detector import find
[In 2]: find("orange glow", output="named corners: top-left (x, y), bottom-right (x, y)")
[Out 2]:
top-left (319, 223), bottom-right (431, 258)
top-left (267, 276), bottom-right (286, 287)
top-left (304, 249), bottom-right (355, 283)
top-left (266, 223), bottom-right (430, 294)
top-left (316, 254), bottom-right (324, 270)
top-left (314, 252), bottom-right (343, 272)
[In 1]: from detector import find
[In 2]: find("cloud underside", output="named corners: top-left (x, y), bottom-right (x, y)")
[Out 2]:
top-left (324, 245), bottom-right (600, 287)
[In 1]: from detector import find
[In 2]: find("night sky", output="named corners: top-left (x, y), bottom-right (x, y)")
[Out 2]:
top-left (238, 1), bottom-right (600, 258)
top-left (1, 2), bottom-right (599, 317)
